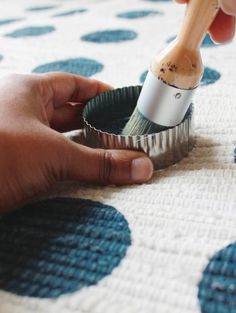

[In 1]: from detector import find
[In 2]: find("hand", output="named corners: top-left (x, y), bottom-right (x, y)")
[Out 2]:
top-left (176, 0), bottom-right (236, 43)
top-left (0, 73), bottom-right (153, 213)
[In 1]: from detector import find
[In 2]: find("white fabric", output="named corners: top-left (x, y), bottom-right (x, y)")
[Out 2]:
top-left (0, 0), bottom-right (236, 312)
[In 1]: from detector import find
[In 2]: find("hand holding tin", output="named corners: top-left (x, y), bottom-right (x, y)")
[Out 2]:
top-left (0, 74), bottom-right (153, 213)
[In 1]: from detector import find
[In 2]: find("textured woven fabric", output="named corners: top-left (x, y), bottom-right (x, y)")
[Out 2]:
top-left (198, 243), bottom-right (236, 313)
top-left (32, 58), bottom-right (104, 77)
top-left (0, 0), bottom-right (236, 312)
top-left (0, 198), bottom-right (131, 298)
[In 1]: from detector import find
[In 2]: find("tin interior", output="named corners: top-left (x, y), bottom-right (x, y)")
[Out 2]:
top-left (83, 85), bottom-right (192, 135)
top-left (83, 86), bottom-right (194, 170)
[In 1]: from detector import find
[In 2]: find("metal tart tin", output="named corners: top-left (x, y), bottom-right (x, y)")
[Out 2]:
top-left (83, 86), bottom-right (195, 170)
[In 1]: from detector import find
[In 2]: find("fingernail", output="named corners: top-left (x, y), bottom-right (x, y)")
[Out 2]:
top-left (219, 0), bottom-right (236, 15)
top-left (131, 157), bottom-right (153, 183)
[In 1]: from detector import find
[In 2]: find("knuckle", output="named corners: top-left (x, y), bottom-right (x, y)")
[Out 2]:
top-left (99, 150), bottom-right (115, 184)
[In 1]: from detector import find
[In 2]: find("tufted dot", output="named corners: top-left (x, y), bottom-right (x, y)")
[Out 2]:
top-left (32, 57), bottom-right (103, 77)
top-left (6, 26), bottom-right (55, 38)
top-left (26, 5), bottom-right (58, 12)
top-left (116, 10), bottom-right (163, 19)
top-left (81, 29), bottom-right (137, 43)
top-left (201, 67), bottom-right (221, 86)
top-left (202, 34), bottom-right (217, 47)
top-left (140, 67), bottom-right (221, 86)
top-left (166, 34), bottom-right (217, 47)
top-left (0, 18), bottom-right (23, 26)
top-left (165, 35), bottom-right (177, 44)
top-left (140, 70), bottom-right (148, 84)
top-left (198, 243), bottom-right (236, 313)
top-left (0, 198), bottom-right (131, 298)
top-left (52, 8), bottom-right (87, 17)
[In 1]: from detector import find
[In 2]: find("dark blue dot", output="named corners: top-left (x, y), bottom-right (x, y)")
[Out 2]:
top-left (139, 67), bottom-right (221, 86)
top-left (32, 58), bottom-right (103, 77)
top-left (0, 18), bottom-right (23, 26)
top-left (166, 35), bottom-right (177, 44)
top-left (201, 67), bottom-right (221, 86)
top-left (0, 198), bottom-right (131, 298)
top-left (52, 8), bottom-right (87, 17)
top-left (139, 70), bottom-right (148, 84)
top-left (234, 148), bottom-right (236, 163)
top-left (5, 26), bottom-right (55, 38)
top-left (198, 243), bottom-right (236, 313)
top-left (26, 5), bottom-right (58, 12)
top-left (166, 34), bottom-right (218, 48)
top-left (81, 29), bottom-right (137, 43)
top-left (202, 34), bottom-right (217, 47)
top-left (116, 10), bottom-right (163, 19)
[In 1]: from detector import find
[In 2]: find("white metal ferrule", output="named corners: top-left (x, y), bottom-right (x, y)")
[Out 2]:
top-left (137, 70), bottom-right (197, 127)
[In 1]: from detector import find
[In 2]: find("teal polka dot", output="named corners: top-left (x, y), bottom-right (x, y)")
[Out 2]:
top-left (198, 243), bottom-right (236, 313)
top-left (140, 67), bottom-right (221, 86)
top-left (52, 8), bottom-right (87, 17)
top-left (0, 18), bottom-right (23, 26)
top-left (32, 58), bottom-right (103, 77)
top-left (5, 26), bottom-right (55, 38)
top-left (27, 5), bottom-right (58, 12)
top-left (81, 29), bottom-right (137, 43)
top-left (140, 70), bottom-right (148, 84)
top-left (116, 10), bottom-right (163, 19)
top-left (202, 34), bottom-right (217, 47)
top-left (0, 198), bottom-right (131, 298)
top-left (166, 35), bottom-right (177, 44)
top-left (201, 67), bottom-right (221, 86)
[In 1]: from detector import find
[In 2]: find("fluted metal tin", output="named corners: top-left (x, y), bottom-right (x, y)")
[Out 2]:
top-left (83, 86), bottom-right (195, 170)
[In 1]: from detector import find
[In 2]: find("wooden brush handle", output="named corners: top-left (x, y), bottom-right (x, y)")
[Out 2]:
top-left (177, 0), bottom-right (219, 49)
top-left (151, 0), bottom-right (219, 89)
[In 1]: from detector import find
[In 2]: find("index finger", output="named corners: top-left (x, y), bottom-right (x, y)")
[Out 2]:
top-left (39, 72), bottom-right (112, 108)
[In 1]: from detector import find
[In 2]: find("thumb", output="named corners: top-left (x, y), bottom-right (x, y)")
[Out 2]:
top-left (60, 140), bottom-right (153, 185)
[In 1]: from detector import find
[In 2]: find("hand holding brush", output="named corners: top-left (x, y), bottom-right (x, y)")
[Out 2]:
top-left (122, 0), bottom-right (220, 136)
top-left (177, 0), bottom-right (236, 43)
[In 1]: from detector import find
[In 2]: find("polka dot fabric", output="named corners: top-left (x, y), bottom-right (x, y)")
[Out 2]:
top-left (0, 1), bottom-right (236, 313)
top-left (6, 26), bottom-right (55, 38)
top-left (198, 244), bottom-right (236, 313)
top-left (26, 5), bottom-right (58, 12)
top-left (0, 198), bottom-right (131, 298)
top-left (32, 58), bottom-right (103, 76)
top-left (81, 30), bottom-right (138, 43)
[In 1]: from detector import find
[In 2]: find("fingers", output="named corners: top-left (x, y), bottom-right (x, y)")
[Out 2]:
top-left (175, 0), bottom-right (235, 43)
top-left (58, 139), bottom-right (153, 185)
top-left (219, 0), bottom-right (236, 15)
top-left (50, 103), bottom-right (85, 132)
top-left (40, 72), bottom-right (112, 108)
top-left (209, 9), bottom-right (236, 43)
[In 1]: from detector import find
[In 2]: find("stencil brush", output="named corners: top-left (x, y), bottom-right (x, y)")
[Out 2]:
top-left (122, 0), bottom-right (219, 136)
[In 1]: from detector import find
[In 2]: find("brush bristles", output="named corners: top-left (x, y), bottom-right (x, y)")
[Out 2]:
top-left (122, 107), bottom-right (167, 136)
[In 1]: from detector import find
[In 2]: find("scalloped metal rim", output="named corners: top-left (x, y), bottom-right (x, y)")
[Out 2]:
top-left (83, 86), bottom-right (195, 170)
